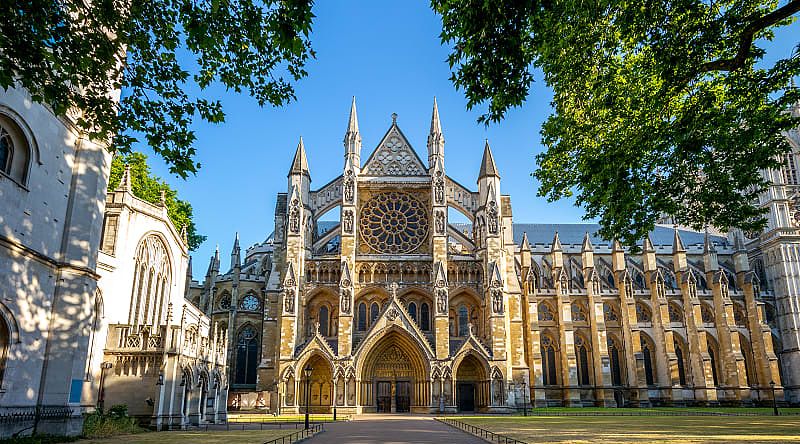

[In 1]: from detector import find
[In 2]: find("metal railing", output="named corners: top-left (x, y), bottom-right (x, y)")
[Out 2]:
top-left (263, 423), bottom-right (324, 444)
top-left (437, 417), bottom-right (527, 444)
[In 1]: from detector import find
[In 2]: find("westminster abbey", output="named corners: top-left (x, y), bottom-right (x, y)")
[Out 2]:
top-left (191, 98), bottom-right (800, 413)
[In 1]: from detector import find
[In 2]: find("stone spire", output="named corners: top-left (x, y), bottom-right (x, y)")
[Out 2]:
top-left (550, 231), bottom-right (563, 268)
top-left (642, 234), bottom-right (657, 272)
top-left (478, 140), bottom-right (500, 179)
top-left (672, 227), bottom-right (686, 253)
top-left (344, 97), bottom-right (361, 160)
top-left (611, 239), bottom-right (625, 272)
top-left (582, 232), bottom-right (594, 252)
top-left (231, 232), bottom-right (241, 270)
top-left (581, 232), bottom-right (594, 269)
top-left (703, 229), bottom-right (719, 272)
top-left (672, 228), bottom-right (687, 272)
top-left (288, 137), bottom-right (310, 177)
top-left (116, 163), bottom-right (133, 193)
top-left (642, 234), bottom-right (655, 253)
top-left (427, 97), bottom-right (445, 165)
top-left (519, 232), bottom-right (531, 270)
top-left (207, 245), bottom-right (220, 277)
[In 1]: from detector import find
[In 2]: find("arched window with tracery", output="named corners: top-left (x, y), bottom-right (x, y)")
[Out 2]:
top-left (538, 301), bottom-right (555, 322)
top-left (541, 334), bottom-right (558, 385)
top-left (420, 303), bottom-right (430, 331)
top-left (635, 302), bottom-right (651, 323)
top-left (319, 306), bottom-right (329, 337)
top-left (370, 302), bottom-right (380, 324)
top-left (408, 302), bottom-right (417, 323)
top-left (571, 301), bottom-right (588, 322)
top-left (641, 335), bottom-right (656, 386)
top-left (668, 303), bottom-right (683, 324)
top-left (458, 305), bottom-right (469, 336)
top-left (129, 235), bottom-right (171, 327)
top-left (357, 302), bottom-right (367, 331)
top-left (0, 114), bottom-right (32, 184)
top-left (603, 302), bottom-right (619, 323)
top-left (235, 326), bottom-right (259, 385)
top-left (575, 335), bottom-right (591, 386)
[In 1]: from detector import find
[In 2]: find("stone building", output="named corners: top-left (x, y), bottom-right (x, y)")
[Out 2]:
top-left (0, 86), bottom-right (112, 436)
top-left (195, 99), bottom-right (796, 412)
top-left (86, 167), bottom-right (228, 429)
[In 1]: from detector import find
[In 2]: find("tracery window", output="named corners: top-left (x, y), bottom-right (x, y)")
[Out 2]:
top-left (0, 116), bottom-right (31, 184)
top-left (235, 327), bottom-right (259, 385)
top-left (357, 302), bottom-right (367, 331)
top-left (541, 335), bottom-right (558, 385)
top-left (733, 304), bottom-right (747, 327)
top-left (359, 192), bottom-right (429, 254)
top-left (635, 302), bottom-right (651, 323)
top-left (129, 235), bottom-right (171, 327)
top-left (457, 305), bottom-right (469, 336)
top-left (674, 340), bottom-right (687, 386)
top-left (538, 302), bottom-right (555, 321)
top-left (408, 302), bottom-right (417, 323)
top-left (319, 306), bottom-right (329, 337)
top-left (370, 302), bottom-right (380, 324)
top-left (701, 304), bottom-right (715, 324)
top-left (603, 302), bottom-right (619, 322)
top-left (608, 337), bottom-right (623, 386)
top-left (240, 294), bottom-right (260, 311)
top-left (420, 303), bottom-right (430, 331)
top-left (641, 336), bottom-right (656, 386)
top-left (571, 302), bottom-right (588, 322)
top-left (668, 303), bottom-right (683, 324)
top-left (218, 293), bottom-right (231, 310)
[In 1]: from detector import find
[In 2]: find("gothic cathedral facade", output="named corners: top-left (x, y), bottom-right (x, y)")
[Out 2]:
top-left (193, 99), bottom-right (798, 412)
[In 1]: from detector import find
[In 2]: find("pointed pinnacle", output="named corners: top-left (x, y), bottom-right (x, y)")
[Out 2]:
top-left (582, 232), bottom-right (594, 251)
top-left (704, 229), bottom-right (716, 254)
top-left (673, 227), bottom-right (686, 253)
top-left (733, 230), bottom-right (746, 252)
top-left (642, 234), bottom-right (655, 252)
top-left (288, 137), bottom-right (310, 177)
top-left (612, 239), bottom-right (623, 252)
top-left (116, 163), bottom-right (133, 193)
top-left (233, 231), bottom-right (240, 250)
top-left (478, 140), bottom-right (500, 179)
top-left (347, 96), bottom-right (359, 134)
top-left (430, 97), bottom-right (442, 135)
top-left (520, 232), bottom-right (531, 252)
top-left (551, 231), bottom-right (563, 252)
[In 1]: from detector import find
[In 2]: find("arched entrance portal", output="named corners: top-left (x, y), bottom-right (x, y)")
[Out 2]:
top-left (455, 354), bottom-right (488, 412)
top-left (360, 331), bottom-right (429, 413)
top-left (298, 354), bottom-right (333, 413)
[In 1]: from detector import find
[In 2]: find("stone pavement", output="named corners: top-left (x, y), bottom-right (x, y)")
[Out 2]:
top-left (302, 415), bottom-right (487, 444)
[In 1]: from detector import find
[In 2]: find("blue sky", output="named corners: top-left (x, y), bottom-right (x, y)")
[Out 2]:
top-left (131, 1), bottom-right (800, 277)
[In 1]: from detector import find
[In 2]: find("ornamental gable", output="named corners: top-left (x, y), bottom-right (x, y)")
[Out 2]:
top-left (361, 120), bottom-right (427, 176)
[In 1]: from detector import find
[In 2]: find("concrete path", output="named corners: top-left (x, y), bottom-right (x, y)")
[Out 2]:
top-left (302, 415), bottom-right (486, 444)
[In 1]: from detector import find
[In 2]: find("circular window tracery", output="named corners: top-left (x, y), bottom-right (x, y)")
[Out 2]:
top-left (359, 192), bottom-right (429, 254)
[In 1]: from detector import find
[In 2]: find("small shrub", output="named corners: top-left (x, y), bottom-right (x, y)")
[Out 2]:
top-left (82, 405), bottom-right (143, 439)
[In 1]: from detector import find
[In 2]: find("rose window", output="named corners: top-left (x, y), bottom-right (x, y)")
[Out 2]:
top-left (359, 192), bottom-right (429, 254)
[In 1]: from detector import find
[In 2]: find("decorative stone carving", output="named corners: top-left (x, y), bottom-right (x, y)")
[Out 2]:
top-left (283, 287), bottom-right (295, 314)
top-left (343, 209), bottom-right (354, 234)
top-left (343, 170), bottom-right (355, 203)
top-left (363, 132), bottom-right (425, 176)
top-left (433, 171), bottom-right (445, 205)
top-left (435, 209), bottom-right (445, 235)
top-left (360, 192), bottom-right (429, 254)
top-left (288, 197), bottom-right (301, 234)
top-left (486, 201), bottom-right (498, 234)
top-left (436, 288), bottom-right (448, 315)
top-left (491, 288), bottom-right (504, 314)
top-left (340, 287), bottom-right (352, 314)
top-left (386, 307), bottom-right (400, 321)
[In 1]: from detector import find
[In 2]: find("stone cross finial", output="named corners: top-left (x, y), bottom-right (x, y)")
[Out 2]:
top-left (314, 321), bottom-right (320, 335)
top-left (391, 113), bottom-right (398, 125)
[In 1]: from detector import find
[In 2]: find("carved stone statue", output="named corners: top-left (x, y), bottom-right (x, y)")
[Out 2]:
top-left (436, 288), bottom-right (448, 314)
top-left (340, 287), bottom-right (352, 314)
top-left (491, 288), bottom-right (503, 314)
top-left (289, 198), bottom-right (301, 234)
top-left (434, 173), bottom-right (445, 204)
top-left (343, 209), bottom-right (354, 234)
top-left (283, 288), bottom-right (295, 313)
top-left (435, 210), bottom-right (445, 235)
top-left (487, 201), bottom-right (498, 234)
top-left (344, 170), bottom-right (355, 203)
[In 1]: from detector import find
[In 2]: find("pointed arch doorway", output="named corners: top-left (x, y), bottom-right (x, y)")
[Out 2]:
top-left (359, 331), bottom-right (429, 413)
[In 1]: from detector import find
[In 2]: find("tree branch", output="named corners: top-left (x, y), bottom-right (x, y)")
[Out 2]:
top-left (700, 0), bottom-right (800, 72)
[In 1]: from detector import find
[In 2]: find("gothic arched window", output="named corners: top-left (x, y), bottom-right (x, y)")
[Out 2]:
top-left (571, 302), bottom-right (588, 322)
top-left (370, 302), bottom-right (380, 325)
top-left (0, 317), bottom-right (8, 385)
top-left (541, 334), bottom-right (558, 385)
top-left (235, 327), bottom-right (259, 385)
top-left (674, 340), bottom-right (687, 386)
top-left (319, 306), bottom-right (329, 337)
top-left (458, 305), bottom-right (469, 336)
top-left (608, 337), bottom-right (623, 386)
top-left (603, 302), bottom-right (619, 323)
top-left (635, 302), bottom-right (651, 323)
top-left (129, 235), bottom-right (171, 327)
top-left (357, 302), bottom-right (367, 331)
top-left (641, 336), bottom-right (655, 386)
top-left (408, 302), bottom-right (417, 323)
top-left (575, 335), bottom-right (591, 386)
top-left (420, 303), bottom-right (430, 331)
top-left (668, 303), bottom-right (683, 324)
top-left (0, 114), bottom-right (32, 184)
top-left (538, 302), bottom-right (555, 321)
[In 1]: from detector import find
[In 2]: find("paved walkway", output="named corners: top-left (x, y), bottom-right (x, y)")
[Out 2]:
top-left (303, 415), bottom-right (486, 444)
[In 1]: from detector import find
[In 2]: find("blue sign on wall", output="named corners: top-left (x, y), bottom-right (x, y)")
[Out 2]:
top-left (69, 379), bottom-right (82, 403)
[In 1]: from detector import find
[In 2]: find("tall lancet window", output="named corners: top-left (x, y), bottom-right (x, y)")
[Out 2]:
top-left (129, 235), bottom-right (171, 328)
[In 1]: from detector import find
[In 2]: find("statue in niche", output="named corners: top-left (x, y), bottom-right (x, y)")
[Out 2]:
top-left (289, 199), bottom-right (301, 234)
top-left (434, 172), bottom-right (445, 204)
top-left (487, 201), bottom-right (498, 234)
top-left (436, 288), bottom-right (448, 314)
top-left (340, 287), bottom-right (352, 314)
top-left (344, 170), bottom-right (355, 203)
top-left (491, 288), bottom-right (503, 314)
top-left (435, 210), bottom-right (445, 235)
top-left (343, 209), bottom-right (354, 234)
top-left (283, 288), bottom-right (295, 313)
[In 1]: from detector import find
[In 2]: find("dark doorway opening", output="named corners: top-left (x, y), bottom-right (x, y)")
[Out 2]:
top-left (377, 381), bottom-right (391, 413)
top-left (396, 381), bottom-right (411, 413)
top-left (457, 383), bottom-right (475, 411)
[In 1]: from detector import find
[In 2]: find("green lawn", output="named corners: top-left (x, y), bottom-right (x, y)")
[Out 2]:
top-left (78, 430), bottom-right (293, 444)
top-left (448, 415), bottom-right (800, 443)
top-left (227, 413), bottom-right (349, 422)
top-left (509, 406), bottom-right (800, 415)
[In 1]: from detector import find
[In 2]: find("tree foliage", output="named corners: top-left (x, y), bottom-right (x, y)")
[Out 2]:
top-left (108, 152), bottom-right (206, 250)
top-left (434, 0), bottom-right (800, 246)
top-left (0, 0), bottom-right (314, 178)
